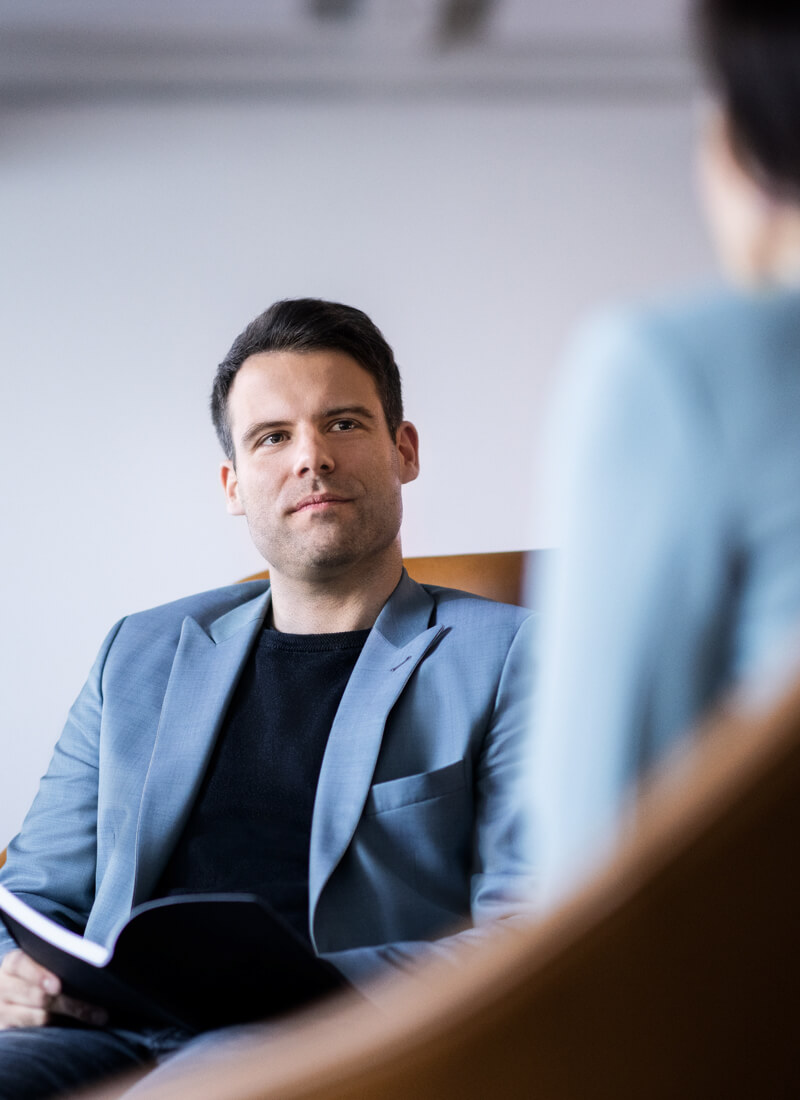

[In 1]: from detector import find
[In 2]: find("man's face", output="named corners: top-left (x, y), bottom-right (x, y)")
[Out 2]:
top-left (220, 349), bottom-right (419, 583)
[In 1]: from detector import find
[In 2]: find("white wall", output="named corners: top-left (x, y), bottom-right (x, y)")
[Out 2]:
top-left (0, 96), bottom-right (714, 843)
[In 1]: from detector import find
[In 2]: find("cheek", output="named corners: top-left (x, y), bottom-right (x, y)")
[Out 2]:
top-left (237, 467), bottom-right (283, 512)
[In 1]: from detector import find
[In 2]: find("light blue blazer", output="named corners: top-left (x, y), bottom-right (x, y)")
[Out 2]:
top-left (530, 284), bottom-right (800, 905)
top-left (0, 572), bottom-right (535, 988)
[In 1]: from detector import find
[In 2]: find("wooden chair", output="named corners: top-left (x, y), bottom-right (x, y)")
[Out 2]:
top-left (72, 661), bottom-right (800, 1099)
top-left (241, 549), bottom-right (537, 608)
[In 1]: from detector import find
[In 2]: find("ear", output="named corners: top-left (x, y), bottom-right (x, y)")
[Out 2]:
top-left (220, 460), bottom-right (246, 515)
top-left (395, 421), bottom-right (420, 485)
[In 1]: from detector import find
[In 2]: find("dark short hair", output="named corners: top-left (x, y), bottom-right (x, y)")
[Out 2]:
top-left (697, 1), bottom-right (800, 195)
top-left (211, 298), bottom-right (404, 460)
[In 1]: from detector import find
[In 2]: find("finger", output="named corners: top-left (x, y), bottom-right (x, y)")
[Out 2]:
top-left (0, 971), bottom-right (52, 1011)
top-left (0, 955), bottom-right (57, 1030)
top-left (49, 994), bottom-right (108, 1027)
top-left (1, 953), bottom-right (106, 1025)
top-left (0, 1003), bottom-right (49, 1030)
top-left (2, 950), bottom-right (60, 995)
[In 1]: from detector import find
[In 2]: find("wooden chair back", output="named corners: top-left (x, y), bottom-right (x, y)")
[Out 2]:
top-left (77, 665), bottom-right (800, 1099)
top-left (242, 550), bottom-right (537, 608)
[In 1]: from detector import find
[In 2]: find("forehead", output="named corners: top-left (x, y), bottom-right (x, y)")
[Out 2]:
top-left (229, 349), bottom-right (381, 414)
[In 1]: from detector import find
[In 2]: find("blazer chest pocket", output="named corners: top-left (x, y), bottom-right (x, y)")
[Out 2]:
top-left (365, 760), bottom-right (466, 816)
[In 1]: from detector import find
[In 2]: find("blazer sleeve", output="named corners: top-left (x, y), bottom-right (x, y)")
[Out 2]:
top-left (0, 619), bottom-right (125, 961)
top-left (320, 614), bottom-right (538, 990)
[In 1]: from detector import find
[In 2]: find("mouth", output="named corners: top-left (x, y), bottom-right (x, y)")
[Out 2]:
top-left (290, 493), bottom-right (353, 514)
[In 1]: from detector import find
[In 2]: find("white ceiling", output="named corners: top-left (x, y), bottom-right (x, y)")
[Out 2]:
top-left (0, 0), bottom-right (696, 102)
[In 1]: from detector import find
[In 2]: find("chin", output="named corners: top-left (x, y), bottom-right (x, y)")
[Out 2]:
top-left (285, 543), bottom-right (364, 576)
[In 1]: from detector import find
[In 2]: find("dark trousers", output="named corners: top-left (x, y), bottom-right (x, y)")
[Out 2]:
top-left (0, 1023), bottom-right (192, 1099)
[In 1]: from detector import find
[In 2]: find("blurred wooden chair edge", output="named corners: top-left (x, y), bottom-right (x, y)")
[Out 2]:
top-left (241, 549), bottom-right (542, 609)
top-left (72, 664), bottom-right (800, 1100)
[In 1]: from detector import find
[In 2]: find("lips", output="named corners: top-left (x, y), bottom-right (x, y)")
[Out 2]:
top-left (290, 492), bottom-right (352, 513)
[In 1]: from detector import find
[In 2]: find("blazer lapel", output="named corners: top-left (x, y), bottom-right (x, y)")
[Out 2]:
top-left (131, 590), bottom-right (271, 906)
top-left (308, 573), bottom-right (446, 926)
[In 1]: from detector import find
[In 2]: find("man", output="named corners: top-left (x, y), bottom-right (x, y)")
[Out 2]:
top-left (0, 298), bottom-right (534, 1096)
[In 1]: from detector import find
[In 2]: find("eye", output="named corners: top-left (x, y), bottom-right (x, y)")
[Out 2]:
top-left (259, 431), bottom-right (288, 447)
top-left (330, 419), bottom-right (358, 432)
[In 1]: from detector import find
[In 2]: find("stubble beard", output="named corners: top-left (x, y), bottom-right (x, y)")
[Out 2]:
top-left (249, 495), bottom-right (403, 581)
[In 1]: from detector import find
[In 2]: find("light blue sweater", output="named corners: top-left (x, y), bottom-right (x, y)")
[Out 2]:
top-left (531, 283), bottom-right (800, 903)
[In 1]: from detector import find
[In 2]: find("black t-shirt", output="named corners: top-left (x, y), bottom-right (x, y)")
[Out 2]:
top-left (153, 626), bottom-right (370, 942)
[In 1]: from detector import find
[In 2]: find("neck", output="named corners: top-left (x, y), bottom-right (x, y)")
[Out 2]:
top-left (763, 226), bottom-right (800, 286)
top-left (742, 199), bottom-right (800, 288)
top-left (268, 547), bottom-right (404, 634)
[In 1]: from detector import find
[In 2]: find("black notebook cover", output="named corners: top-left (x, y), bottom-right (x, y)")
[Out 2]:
top-left (0, 888), bottom-right (347, 1030)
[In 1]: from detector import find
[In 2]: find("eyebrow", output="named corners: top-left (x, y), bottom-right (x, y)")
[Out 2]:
top-left (325, 405), bottom-right (377, 422)
top-left (239, 405), bottom-right (377, 449)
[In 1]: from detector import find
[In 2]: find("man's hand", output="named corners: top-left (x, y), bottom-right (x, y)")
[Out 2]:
top-left (0, 950), bottom-right (107, 1029)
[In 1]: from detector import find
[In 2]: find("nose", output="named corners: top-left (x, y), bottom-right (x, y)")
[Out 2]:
top-left (293, 428), bottom-right (335, 478)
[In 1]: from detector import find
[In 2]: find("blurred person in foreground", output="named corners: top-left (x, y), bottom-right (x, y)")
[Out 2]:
top-left (531, 0), bottom-right (800, 905)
